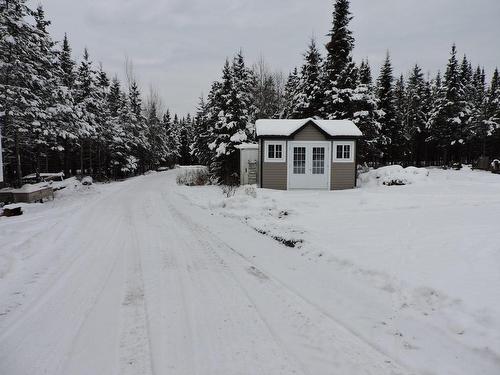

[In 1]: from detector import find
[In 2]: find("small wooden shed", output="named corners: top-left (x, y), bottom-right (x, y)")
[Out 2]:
top-left (256, 118), bottom-right (362, 190)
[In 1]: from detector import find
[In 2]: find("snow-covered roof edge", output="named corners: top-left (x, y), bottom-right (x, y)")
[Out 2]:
top-left (255, 118), bottom-right (362, 138)
top-left (235, 143), bottom-right (259, 150)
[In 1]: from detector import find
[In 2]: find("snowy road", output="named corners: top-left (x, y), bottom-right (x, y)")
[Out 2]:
top-left (0, 172), bottom-right (410, 375)
top-left (2, 170), bottom-right (500, 375)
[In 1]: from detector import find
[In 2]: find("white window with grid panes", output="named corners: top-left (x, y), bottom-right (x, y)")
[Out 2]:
top-left (264, 141), bottom-right (286, 162)
top-left (333, 141), bottom-right (355, 163)
top-left (312, 147), bottom-right (325, 174)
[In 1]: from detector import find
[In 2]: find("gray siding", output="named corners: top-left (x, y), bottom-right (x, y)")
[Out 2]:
top-left (262, 162), bottom-right (287, 190)
top-left (293, 124), bottom-right (326, 141)
top-left (331, 162), bottom-right (356, 190)
top-left (257, 139), bottom-right (262, 186)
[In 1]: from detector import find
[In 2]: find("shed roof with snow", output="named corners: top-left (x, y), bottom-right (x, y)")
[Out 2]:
top-left (256, 118), bottom-right (362, 138)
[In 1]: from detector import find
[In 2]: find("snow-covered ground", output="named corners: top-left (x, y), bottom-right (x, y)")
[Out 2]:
top-left (0, 168), bottom-right (499, 374)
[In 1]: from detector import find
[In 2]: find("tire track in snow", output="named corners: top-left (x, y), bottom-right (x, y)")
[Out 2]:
top-left (167, 199), bottom-right (412, 375)
top-left (117, 207), bottom-right (155, 375)
top-left (0, 185), bottom-right (127, 333)
top-left (0, 206), bottom-right (121, 342)
top-left (0, 180), bottom-right (144, 375)
top-left (146, 187), bottom-right (304, 375)
top-left (136, 191), bottom-right (199, 375)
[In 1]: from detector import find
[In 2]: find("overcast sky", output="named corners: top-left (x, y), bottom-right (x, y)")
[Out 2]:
top-left (32, 0), bottom-right (500, 116)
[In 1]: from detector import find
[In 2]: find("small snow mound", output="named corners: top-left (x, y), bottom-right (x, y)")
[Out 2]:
top-left (81, 176), bottom-right (93, 186)
top-left (359, 165), bottom-right (429, 187)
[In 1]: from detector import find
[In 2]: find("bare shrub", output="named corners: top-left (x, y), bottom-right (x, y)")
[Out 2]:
top-left (221, 184), bottom-right (237, 198)
top-left (176, 167), bottom-right (210, 186)
top-left (244, 185), bottom-right (257, 198)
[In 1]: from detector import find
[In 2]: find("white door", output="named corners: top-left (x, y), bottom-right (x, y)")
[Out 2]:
top-left (288, 142), bottom-right (330, 190)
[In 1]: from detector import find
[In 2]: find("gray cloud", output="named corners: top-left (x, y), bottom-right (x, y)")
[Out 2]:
top-left (32, 0), bottom-right (500, 115)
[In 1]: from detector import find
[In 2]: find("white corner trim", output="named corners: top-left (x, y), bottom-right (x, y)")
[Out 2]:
top-left (264, 140), bottom-right (286, 163)
top-left (332, 141), bottom-right (355, 163)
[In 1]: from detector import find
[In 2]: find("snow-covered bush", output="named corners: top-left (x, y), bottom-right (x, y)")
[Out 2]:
top-left (176, 166), bottom-right (210, 186)
top-left (491, 159), bottom-right (500, 171)
top-left (359, 165), bottom-right (429, 187)
top-left (81, 176), bottom-right (93, 186)
top-left (243, 185), bottom-right (257, 198)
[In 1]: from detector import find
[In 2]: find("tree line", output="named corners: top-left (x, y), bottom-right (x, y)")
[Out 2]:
top-left (1, 0), bottom-right (499, 186)
top-left (193, 0), bottom-right (500, 182)
top-left (1, 0), bottom-right (195, 186)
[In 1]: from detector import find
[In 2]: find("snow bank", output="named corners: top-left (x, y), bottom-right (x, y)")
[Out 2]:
top-left (358, 165), bottom-right (429, 187)
top-left (176, 167), bottom-right (500, 374)
top-left (188, 185), bottom-right (305, 247)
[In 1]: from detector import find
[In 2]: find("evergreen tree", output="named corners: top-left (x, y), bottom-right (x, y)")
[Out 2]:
top-left (128, 79), bottom-right (148, 172)
top-left (192, 95), bottom-right (211, 165)
top-left (60, 34), bottom-right (76, 88)
top-left (30, 5), bottom-right (64, 174)
top-left (74, 48), bottom-right (100, 173)
top-left (405, 65), bottom-right (430, 165)
top-left (144, 91), bottom-right (167, 169)
top-left (94, 64), bottom-right (111, 177)
top-left (377, 52), bottom-right (401, 162)
top-left (393, 74), bottom-right (407, 157)
top-left (352, 60), bottom-right (382, 162)
top-left (106, 80), bottom-right (136, 176)
top-left (54, 33), bottom-right (79, 175)
top-left (486, 68), bottom-right (500, 156)
top-left (162, 109), bottom-right (180, 166)
top-left (231, 51), bottom-right (256, 140)
top-left (207, 54), bottom-right (256, 183)
top-left (322, 0), bottom-right (358, 119)
top-left (295, 38), bottom-right (324, 118)
top-left (282, 68), bottom-right (301, 118)
top-left (178, 114), bottom-right (194, 165)
top-left (432, 45), bottom-right (471, 162)
top-left (470, 66), bottom-right (488, 156)
top-left (0, 0), bottom-right (50, 184)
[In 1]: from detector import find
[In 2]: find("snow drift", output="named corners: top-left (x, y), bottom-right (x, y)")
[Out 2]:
top-left (359, 165), bottom-right (429, 186)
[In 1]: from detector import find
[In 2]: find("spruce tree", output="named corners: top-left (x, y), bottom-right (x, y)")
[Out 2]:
top-left (128, 79), bottom-right (148, 172)
top-left (432, 45), bottom-right (471, 163)
top-left (406, 65), bottom-right (430, 165)
top-left (322, 0), bottom-right (358, 119)
top-left (208, 60), bottom-right (235, 182)
top-left (377, 52), bottom-right (401, 162)
top-left (208, 53), bottom-right (256, 183)
top-left (192, 95), bottom-right (211, 165)
top-left (60, 34), bottom-right (76, 88)
top-left (54, 33), bottom-right (78, 175)
top-left (178, 114), bottom-right (194, 165)
top-left (74, 48), bottom-right (100, 173)
top-left (393, 75), bottom-right (407, 158)
top-left (352, 60), bottom-right (382, 162)
top-left (470, 66), bottom-right (488, 156)
top-left (30, 5), bottom-right (63, 174)
top-left (231, 51), bottom-right (256, 140)
top-left (282, 68), bottom-right (301, 118)
top-left (295, 38), bottom-right (324, 118)
top-left (0, 0), bottom-right (48, 184)
top-left (486, 68), bottom-right (500, 155)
